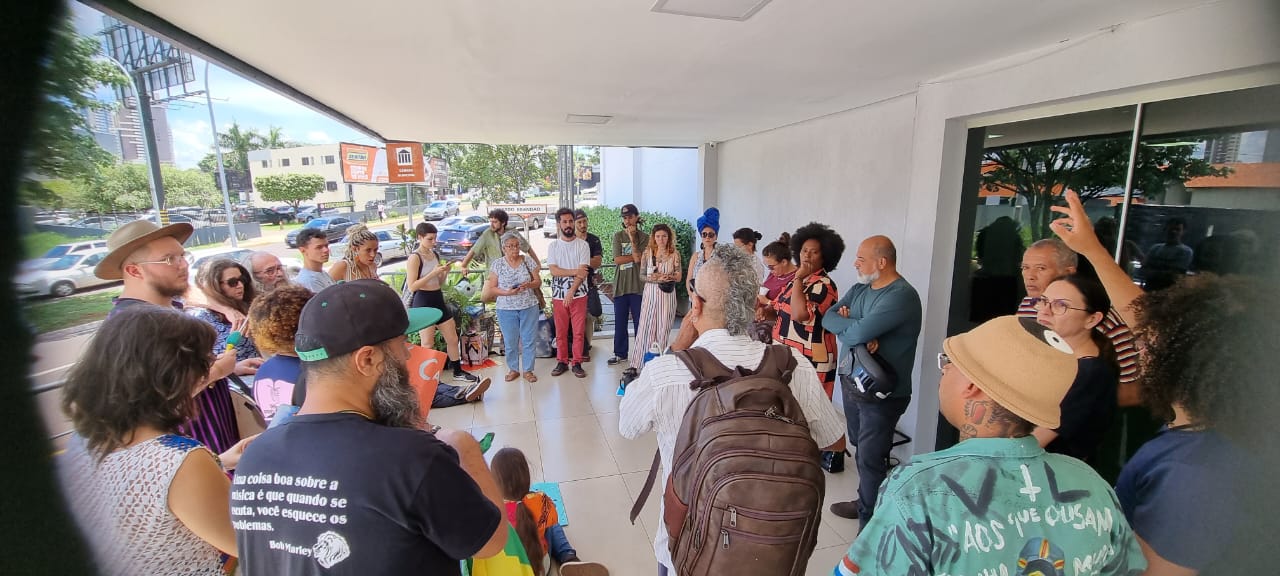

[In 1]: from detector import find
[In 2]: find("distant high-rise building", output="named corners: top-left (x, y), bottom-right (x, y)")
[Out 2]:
top-left (1203, 133), bottom-right (1243, 163)
top-left (81, 106), bottom-right (122, 159)
top-left (115, 99), bottom-right (175, 165)
top-left (1262, 129), bottom-right (1280, 163)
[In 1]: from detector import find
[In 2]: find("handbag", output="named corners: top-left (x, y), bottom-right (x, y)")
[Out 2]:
top-left (401, 253), bottom-right (419, 308)
top-left (227, 383), bottom-right (267, 438)
top-left (523, 258), bottom-right (547, 311)
top-left (850, 343), bottom-right (898, 401)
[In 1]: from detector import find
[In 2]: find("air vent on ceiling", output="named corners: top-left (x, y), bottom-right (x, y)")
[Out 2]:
top-left (566, 114), bottom-right (613, 125)
top-left (651, 0), bottom-right (773, 21)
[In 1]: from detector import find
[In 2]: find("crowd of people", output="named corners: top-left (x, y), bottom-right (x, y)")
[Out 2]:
top-left (49, 190), bottom-right (1270, 575)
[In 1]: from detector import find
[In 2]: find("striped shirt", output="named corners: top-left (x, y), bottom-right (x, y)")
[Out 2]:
top-left (618, 329), bottom-right (846, 571)
top-left (1018, 296), bottom-right (1138, 384)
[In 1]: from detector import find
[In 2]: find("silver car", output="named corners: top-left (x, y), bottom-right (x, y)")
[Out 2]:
top-left (15, 249), bottom-right (118, 297)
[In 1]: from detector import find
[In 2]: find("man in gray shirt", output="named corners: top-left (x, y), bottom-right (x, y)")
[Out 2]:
top-left (294, 227), bottom-right (335, 293)
top-left (823, 235), bottom-right (921, 528)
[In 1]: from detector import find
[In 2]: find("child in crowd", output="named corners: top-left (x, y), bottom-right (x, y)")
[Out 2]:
top-left (490, 448), bottom-right (609, 576)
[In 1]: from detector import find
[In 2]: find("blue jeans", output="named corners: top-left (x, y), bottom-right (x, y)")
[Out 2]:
top-left (544, 524), bottom-right (576, 564)
top-left (432, 383), bottom-right (469, 408)
top-left (497, 305), bottom-right (539, 372)
top-left (841, 374), bottom-right (910, 529)
top-left (612, 293), bottom-right (643, 358)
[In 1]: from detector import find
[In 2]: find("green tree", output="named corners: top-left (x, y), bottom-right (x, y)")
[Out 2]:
top-left (983, 138), bottom-right (1230, 240)
top-left (21, 22), bottom-right (127, 205)
top-left (218, 122), bottom-right (261, 173)
top-left (259, 125), bottom-right (293, 149)
top-left (84, 163), bottom-right (151, 213)
top-left (255, 173), bottom-right (324, 212)
top-left (450, 144), bottom-right (556, 203)
top-left (197, 150), bottom-right (244, 173)
top-left (163, 166), bottom-right (222, 207)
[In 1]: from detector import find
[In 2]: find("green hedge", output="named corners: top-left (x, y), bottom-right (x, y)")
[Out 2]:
top-left (583, 205), bottom-right (695, 302)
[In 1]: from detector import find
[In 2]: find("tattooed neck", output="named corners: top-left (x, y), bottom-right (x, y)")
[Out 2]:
top-left (961, 399), bottom-right (1030, 440)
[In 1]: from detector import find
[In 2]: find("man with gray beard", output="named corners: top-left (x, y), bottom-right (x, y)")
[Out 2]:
top-left (232, 280), bottom-right (509, 575)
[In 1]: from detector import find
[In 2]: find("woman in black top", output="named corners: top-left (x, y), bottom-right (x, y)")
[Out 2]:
top-left (1030, 275), bottom-right (1119, 462)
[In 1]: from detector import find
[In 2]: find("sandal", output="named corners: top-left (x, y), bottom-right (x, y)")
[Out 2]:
top-left (523, 371), bottom-right (538, 383)
top-left (504, 370), bottom-right (520, 382)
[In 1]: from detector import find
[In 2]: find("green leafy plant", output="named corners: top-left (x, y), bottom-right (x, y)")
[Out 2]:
top-left (255, 174), bottom-right (325, 213)
top-left (584, 205), bottom-right (695, 302)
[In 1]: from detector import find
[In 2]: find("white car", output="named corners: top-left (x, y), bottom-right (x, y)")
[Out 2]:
top-left (422, 199), bottom-right (460, 220)
top-left (543, 214), bottom-right (559, 238)
top-left (438, 214), bottom-right (487, 228)
top-left (15, 249), bottom-right (118, 297)
top-left (23, 239), bottom-right (109, 272)
top-left (331, 229), bottom-right (413, 265)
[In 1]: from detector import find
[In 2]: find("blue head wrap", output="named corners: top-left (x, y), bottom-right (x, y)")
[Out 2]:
top-left (696, 207), bottom-right (720, 235)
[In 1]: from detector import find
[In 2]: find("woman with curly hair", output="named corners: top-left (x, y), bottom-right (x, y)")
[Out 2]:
top-left (247, 285), bottom-right (313, 423)
top-left (57, 307), bottom-right (254, 574)
top-left (732, 227), bottom-right (767, 283)
top-left (628, 224), bottom-right (682, 375)
top-left (770, 222), bottom-right (845, 471)
top-left (752, 232), bottom-right (797, 342)
top-left (1051, 190), bottom-right (1276, 575)
top-left (328, 223), bottom-right (379, 281)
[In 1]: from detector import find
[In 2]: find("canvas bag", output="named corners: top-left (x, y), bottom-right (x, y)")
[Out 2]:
top-left (628, 345), bottom-right (824, 576)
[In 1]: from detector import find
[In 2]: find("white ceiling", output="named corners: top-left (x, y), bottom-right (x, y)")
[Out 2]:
top-left (127, 0), bottom-right (1208, 146)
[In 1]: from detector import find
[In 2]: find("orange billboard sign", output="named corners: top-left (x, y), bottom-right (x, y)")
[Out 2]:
top-left (386, 141), bottom-right (426, 184)
top-left (339, 142), bottom-right (389, 184)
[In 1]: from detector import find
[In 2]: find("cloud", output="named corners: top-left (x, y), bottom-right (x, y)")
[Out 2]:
top-left (306, 130), bottom-right (334, 143)
top-left (169, 118), bottom-right (214, 169)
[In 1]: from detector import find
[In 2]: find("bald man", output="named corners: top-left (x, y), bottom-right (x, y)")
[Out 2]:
top-left (823, 235), bottom-right (921, 527)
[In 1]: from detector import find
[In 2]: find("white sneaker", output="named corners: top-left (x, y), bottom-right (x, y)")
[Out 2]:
top-left (463, 378), bottom-right (491, 402)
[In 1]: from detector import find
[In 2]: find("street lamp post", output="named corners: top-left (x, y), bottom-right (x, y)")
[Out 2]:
top-left (204, 61), bottom-right (238, 247)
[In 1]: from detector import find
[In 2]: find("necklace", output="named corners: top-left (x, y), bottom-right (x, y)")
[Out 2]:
top-left (337, 409), bottom-right (373, 420)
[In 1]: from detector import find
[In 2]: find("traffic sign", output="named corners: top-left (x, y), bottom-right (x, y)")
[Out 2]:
top-left (488, 204), bottom-right (551, 215)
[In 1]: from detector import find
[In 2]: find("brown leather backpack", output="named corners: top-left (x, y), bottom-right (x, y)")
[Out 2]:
top-left (629, 345), bottom-right (824, 576)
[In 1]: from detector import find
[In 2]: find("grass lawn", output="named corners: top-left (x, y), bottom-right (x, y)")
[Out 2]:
top-left (24, 289), bottom-right (120, 334)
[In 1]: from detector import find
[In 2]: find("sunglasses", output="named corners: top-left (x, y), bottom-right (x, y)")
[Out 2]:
top-left (700, 231), bottom-right (716, 239)
top-left (223, 276), bottom-right (245, 288)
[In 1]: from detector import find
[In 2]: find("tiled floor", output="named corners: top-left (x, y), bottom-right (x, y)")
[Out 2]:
top-left (435, 341), bottom-right (861, 576)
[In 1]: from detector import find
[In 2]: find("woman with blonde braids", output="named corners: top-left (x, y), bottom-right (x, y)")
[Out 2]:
top-left (327, 224), bottom-right (380, 281)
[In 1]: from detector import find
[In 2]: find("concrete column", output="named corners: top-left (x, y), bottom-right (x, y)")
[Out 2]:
top-left (699, 143), bottom-right (718, 209)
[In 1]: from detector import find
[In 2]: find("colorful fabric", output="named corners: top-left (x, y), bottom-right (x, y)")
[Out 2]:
top-left (463, 524), bottom-right (536, 576)
top-left (771, 269), bottom-right (839, 398)
top-left (838, 436), bottom-right (1146, 576)
top-left (503, 492), bottom-right (560, 551)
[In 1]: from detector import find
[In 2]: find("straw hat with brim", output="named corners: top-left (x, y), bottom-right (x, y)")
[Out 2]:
top-left (942, 316), bottom-right (1078, 430)
top-left (95, 220), bottom-right (194, 280)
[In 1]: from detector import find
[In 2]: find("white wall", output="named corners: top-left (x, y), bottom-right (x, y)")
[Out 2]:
top-left (716, 0), bottom-right (1280, 457)
top-left (600, 147), bottom-right (701, 223)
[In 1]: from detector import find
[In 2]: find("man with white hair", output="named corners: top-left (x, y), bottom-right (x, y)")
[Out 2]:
top-left (619, 244), bottom-right (846, 575)
top-left (246, 251), bottom-right (291, 293)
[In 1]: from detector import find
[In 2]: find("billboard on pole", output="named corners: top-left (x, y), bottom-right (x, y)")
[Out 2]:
top-left (386, 141), bottom-right (425, 183)
top-left (340, 143), bottom-right (389, 184)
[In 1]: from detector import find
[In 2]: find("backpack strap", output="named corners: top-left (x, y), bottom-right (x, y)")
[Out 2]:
top-left (629, 449), bottom-right (662, 525)
top-left (755, 344), bottom-right (798, 384)
top-left (673, 346), bottom-right (739, 390)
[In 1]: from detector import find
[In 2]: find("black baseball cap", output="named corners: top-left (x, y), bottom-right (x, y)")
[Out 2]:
top-left (573, 208), bottom-right (589, 220)
top-left (620, 204), bottom-right (639, 216)
top-left (295, 279), bottom-right (443, 361)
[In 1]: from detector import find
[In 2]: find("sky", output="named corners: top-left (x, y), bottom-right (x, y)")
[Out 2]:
top-left (70, 2), bottom-right (372, 169)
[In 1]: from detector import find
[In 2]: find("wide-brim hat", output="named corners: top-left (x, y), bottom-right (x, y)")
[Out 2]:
top-left (95, 220), bottom-right (194, 280)
top-left (942, 316), bottom-right (1077, 429)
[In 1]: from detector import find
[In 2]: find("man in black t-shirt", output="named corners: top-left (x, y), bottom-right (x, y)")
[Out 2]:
top-left (572, 209), bottom-right (603, 358)
top-left (233, 280), bottom-right (508, 575)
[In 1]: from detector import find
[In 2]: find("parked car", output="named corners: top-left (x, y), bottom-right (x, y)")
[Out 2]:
top-left (285, 217), bottom-right (358, 248)
top-left (422, 199), bottom-right (460, 220)
top-left (69, 216), bottom-right (127, 230)
top-left (331, 228), bottom-right (413, 264)
top-left (296, 205), bottom-right (343, 221)
top-left (15, 249), bottom-right (118, 297)
top-left (437, 223), bottom-right (489, 261)
top-left (185, 247), bottom-right (255, 285)
top-left (507, 213), bottom-right (543, 231)
top-left (241, 207), bottom-right (290, 225)
top-left (141, 214), bottom-right (202, 227)
top-left (542, 214), bottom-right (559, 238)
top-left (438, 214), bottom-right (488, 228)
top-left (23, 240), bottom-right (109, 272)
top-left (272, 205), bottom-right (299, 223)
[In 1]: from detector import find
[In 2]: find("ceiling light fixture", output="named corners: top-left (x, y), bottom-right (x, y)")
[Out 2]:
top-left (566, 114), bottom-right (613, 125)
top-left (651, 0), bottom-right (774, 21)
top-left (987, 134), bottom-right (1005, 139)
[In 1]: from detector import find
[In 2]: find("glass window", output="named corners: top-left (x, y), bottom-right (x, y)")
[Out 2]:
top-left (324, 155), bottom-right (336, 164)
top-left (302, 157), bottom-right (312, 166)
top-left (326, 180), bottom-right (338, 191)
top-left (281, 158), bottom-right (291, 167)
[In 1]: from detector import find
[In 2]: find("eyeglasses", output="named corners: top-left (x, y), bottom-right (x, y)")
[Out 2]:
top-left (937, 352), bottom-right (952, 372)
top-left (222, 276), bottom-right (245, 288)
top-left (1029, 296), bottom-right (1089, 316)
top-left (256, 265), bottom-right (283, 276)
top-left (133, 251), bottom-right (191, 268)
top-left (700, 231), bottom-right (716, 239)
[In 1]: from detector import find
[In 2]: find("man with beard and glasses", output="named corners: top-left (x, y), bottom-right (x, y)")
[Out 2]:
top-left (822, 235), bottom-right (921, 526)
top-left (232, 280), bottom-right (509, 575)
top-left (95, 220), bottom-right (259, 456)
top-left (246, 251), bottom-right (292, 293)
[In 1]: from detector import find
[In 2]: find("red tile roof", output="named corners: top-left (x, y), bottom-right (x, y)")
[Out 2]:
top-left (1185, 162), bottom-right (1280, 189)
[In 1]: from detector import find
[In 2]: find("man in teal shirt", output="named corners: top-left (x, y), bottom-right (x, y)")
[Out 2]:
top-left (834, 315), bottom-right (1146, 576)
top-left (460, 209), bottom-right (537, 269)
top-left (823, 236), bottom-right (921, 525)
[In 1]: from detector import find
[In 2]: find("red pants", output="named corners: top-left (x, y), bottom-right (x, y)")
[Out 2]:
top-left (553, 297), bottom-right (587, 364)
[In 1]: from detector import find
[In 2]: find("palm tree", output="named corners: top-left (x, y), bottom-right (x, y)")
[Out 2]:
top-left (218, 121), bottom-right (262, 174)
top-left (260, 125), bottom-right (290, 149)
